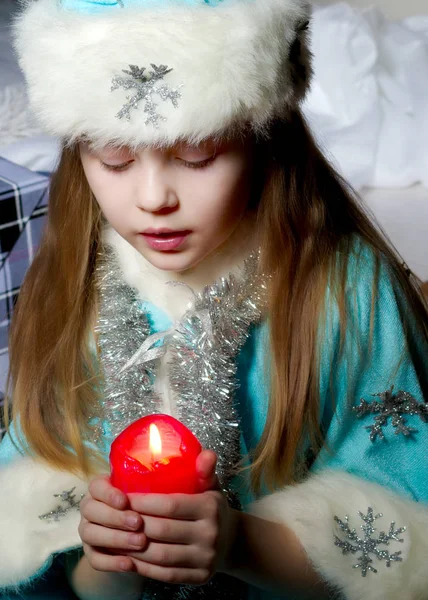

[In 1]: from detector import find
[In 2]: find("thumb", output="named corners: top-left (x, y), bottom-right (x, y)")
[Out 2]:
top-left (195, 450), bottom-right (218, 493)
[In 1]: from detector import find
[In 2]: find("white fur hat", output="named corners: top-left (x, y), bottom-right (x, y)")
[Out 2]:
top-left (13, 0), bottom-right (312, 149)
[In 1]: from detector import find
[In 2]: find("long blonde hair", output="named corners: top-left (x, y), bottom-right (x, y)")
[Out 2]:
top-left (5, 151), bottom-right (102, 474)
top-left (4, 111), bottom-right (428, 490)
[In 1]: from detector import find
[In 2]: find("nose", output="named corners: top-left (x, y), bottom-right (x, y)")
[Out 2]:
top-left (135, 156), bottom-right (178, 214)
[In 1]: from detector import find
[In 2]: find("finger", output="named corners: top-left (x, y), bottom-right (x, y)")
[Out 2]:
top-left (126, 542), bottom-right (215, 570)
top-left (128, 493), bottom-right (212, 520)
top-left (196, 450), bottom-right (217, 480)
top-left (84, 544), bottom-right (134, 573)
top-left (82, 498), bottom-right (142, 531)
top-left (142, 515), bottom-right (198, 544)
top-left (79, 522), bottom-right (146, 551)
top-left (89, 475), bottom-right (128, 510)
top-left (195, 450), bottom-right (218, 492)
top-left (132, 561), bottom-right (212, 586)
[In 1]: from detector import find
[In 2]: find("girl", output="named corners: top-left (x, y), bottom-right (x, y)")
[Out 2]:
top-left (1, 0), bottom-right (427, 599)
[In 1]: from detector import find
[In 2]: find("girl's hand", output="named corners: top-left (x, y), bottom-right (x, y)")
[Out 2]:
top-left (78, 476), bottom-right (146, 573)
top-left (125, 450), bottom-right (237, 586)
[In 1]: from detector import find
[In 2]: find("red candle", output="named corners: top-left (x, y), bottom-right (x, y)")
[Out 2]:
top-left (110, 414), bottom-right (202, 494)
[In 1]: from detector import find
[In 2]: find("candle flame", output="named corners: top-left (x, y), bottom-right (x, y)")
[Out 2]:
top-left (149, 424), bottom-right (162, 457)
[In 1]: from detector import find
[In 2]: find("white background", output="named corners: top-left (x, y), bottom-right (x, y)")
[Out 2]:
top-left (315, 0), bottom-right (428, 19)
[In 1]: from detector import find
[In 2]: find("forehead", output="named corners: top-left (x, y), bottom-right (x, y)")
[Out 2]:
top-left (82, 130), bottom-right (249, 155)
top-left (86, 138), bottom-right (202, 152)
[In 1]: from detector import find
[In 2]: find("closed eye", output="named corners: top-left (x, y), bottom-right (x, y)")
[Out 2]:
top-left (178, 156), bottom-right (216, 169)
top-left (99, 155), bottom-right (216, 173)
top-left (100, 161), bottom-right (133, 173)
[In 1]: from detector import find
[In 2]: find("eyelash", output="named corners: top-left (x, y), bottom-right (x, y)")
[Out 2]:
top-left (100, 156), bottom-right (215, 173)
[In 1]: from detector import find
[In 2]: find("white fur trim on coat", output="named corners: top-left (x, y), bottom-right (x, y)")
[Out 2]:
top-left (13, 0), bottom-right (312, 148)
top-left (103, 222), bottom-right (256, 321)
top-left (103, 224), bottom-right (257, 415)
top-left (0, 457), bottom-right (87, 589)
top-left (249, 471), bottom-right (428, 600)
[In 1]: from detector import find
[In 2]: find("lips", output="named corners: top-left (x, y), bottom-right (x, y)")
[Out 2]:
top-left (140, 228), bottom-right (191, 251)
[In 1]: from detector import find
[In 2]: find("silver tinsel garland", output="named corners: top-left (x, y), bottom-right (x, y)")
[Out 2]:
top-left (94, 245), bottom-right (267, 599)
top-left (95, 248), bottom-right (162, 439)
top-left (170, 253), bottom-right (267, 497)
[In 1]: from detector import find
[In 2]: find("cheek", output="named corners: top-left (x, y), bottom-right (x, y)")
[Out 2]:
top-left (97, 196), bottom-right (125, 228)
top-left (194, 164), bottom-right (251, 229)
top-left (82, 161), bottom-right (130, 225)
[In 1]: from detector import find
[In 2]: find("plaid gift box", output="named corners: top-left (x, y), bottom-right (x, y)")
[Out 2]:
top-left (0, 158), bottom-right (49, 436)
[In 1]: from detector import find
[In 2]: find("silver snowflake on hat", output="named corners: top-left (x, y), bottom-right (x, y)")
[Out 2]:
top-left (111, 63), bottom-right (182, 127)
top-left (334, 507), bottom-right (406, 577)
top-left (354, 386), bottom-right (427, 442)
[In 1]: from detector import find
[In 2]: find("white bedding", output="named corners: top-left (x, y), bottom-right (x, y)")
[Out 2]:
top-left (0, 0), bottom-right (427, 278)
top-left (305, 3), bottom-right (428, 190)
top-left (361, 185), bottom-right (428, 280)
top-left (0, 0), bottom-right (21, 88)
top-left (303, 3), bottom-right (428, 280)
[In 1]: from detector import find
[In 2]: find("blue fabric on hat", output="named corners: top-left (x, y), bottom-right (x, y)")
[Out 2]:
top-left (60, 0), bottom-right (224, 15)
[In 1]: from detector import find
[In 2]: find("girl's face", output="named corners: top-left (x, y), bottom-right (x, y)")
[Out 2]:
top-left (80, 136), bottom-right (254, 272)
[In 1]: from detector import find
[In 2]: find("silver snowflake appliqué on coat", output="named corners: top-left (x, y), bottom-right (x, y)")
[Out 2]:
top-left (334, 507), bottom-right (406, 576)
top-left (111, 63), bottom-right (182, 126)
top-left (39, 487), bottom-right (84, 523)
top-left (354, 386), bottom-right (427, 441)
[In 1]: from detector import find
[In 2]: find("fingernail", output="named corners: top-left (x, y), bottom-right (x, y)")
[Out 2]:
top-left (125, 515), bottom-right (140, 529)
top-left (120, 561), bottom-right (132, 572)
top-left (129, 534), bottom-right (144, 548)
top-left (113, 494), bottom-right (124, 508)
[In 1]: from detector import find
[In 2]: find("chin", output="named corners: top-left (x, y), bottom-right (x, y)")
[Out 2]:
top-left (144, 250), bottom-right (202, 273)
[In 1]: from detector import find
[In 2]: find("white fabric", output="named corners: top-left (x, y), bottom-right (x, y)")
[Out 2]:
top-left (0, 133), bottom-right (61, 173)
top-left (12, 0), bottom-right (310, 149)
top-left (0, 2), bottom-right (426, 277)
top-left (0, 84), bottom-right (42, 146)
top-left (105, 224), bottom-right (256, 418)
top-left (304, 3), bottom-right (428, 189)
top-left (361, 185), bottom-right (428, 281)
top-left (1, 1), bottom-right (428, 190)
top-left (0, 0), bottom-right (61, 171)
top-left (104, 223), bottom-right (256, 322)
top-left (250, 471), bottom-right (428, 600)
top-left (315, 0), bottom-right (428, 21)
top-left (0, 457), bottom-right (87, 589)
top-left (0, 0), bottom-right (22, 88)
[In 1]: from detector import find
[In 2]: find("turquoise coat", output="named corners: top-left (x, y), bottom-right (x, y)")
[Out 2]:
top-left (1, 245), bottom-right (427, 599)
